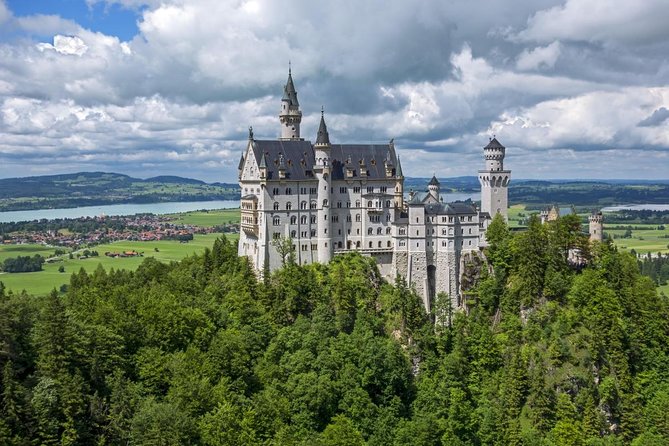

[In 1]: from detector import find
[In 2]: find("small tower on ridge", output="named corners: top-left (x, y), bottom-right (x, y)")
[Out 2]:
top-left (428, 175), bottom-right (440, 202)
top-left (279, 66), bottom-right (302, 140)
top-left (589, 211), bottom-right (603, 242)
top-left (314, 109), bottom-right (332, 264)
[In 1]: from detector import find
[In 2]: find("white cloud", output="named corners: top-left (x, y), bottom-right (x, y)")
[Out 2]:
top-left (516, 0), bottom-right (669, 45)
top-left (0, 0), bottom-right (10, 25)
top-left (516, 41), bottom-right (561, 71)
top-left (37, 35), bottom-right (89, 56)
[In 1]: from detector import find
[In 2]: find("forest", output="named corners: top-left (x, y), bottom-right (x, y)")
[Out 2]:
top-left (1, 255), bottom-right (45, 273)
top-left (1, 214), bottom-right (669, 445)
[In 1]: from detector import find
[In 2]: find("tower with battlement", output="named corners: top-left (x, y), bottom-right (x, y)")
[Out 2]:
top-left (478, 138), bottom-right (511, 220)
top-left (589, 211), bottom-right (603, 242)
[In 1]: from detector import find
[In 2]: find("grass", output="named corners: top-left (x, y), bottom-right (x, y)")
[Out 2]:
top-left (166, 208), bottom-right (240, 227)
top-left (507, 204), bottom-right (527, 228)
top-left (0, 233), bottom-right (238, 296)
top-left (659, 284), bottom-right (669, 297)
top-left (605, 224), bottom-right (669, 255)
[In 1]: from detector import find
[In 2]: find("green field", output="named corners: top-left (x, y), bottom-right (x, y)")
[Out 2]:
top-left (507, 204), bottom-right (528, 228)
top-left (167, 208), bottom-right (240, 227)
top-left (0, 233), bottom-right (238, 296)
top-left (605, 224), bottom-right (669, 255)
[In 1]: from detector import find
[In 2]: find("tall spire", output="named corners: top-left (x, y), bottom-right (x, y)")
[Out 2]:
top-left (282, 66), bottom-right (299, 107)
top-left (396, 156), bottom-right (403, 178)
top-left (315, 107), bottom-right (330, 146)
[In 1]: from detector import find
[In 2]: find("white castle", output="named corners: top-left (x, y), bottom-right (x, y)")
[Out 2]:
top-left (237, 69), bottom-right (511, 311)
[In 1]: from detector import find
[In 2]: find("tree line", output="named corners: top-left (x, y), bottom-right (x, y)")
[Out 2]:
top-left (0, 214), bottom-right (668, 444)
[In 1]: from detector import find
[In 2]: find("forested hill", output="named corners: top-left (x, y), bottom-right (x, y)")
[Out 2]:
top-left (1, 214), bottom-right (669, 444)
top-left (0, 172), bottom-right (240, 212)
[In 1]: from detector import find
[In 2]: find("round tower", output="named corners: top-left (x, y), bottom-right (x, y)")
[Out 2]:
top-left (478, 137), bottom-right (511, 219)
top-left (314, 109), bottom-right (332, 263)
top-left (279, 67), bottom-right (302, 140)
top-left (589, 211), bottom-right (603, 242)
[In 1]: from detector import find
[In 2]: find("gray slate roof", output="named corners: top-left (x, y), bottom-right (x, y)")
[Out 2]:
top-left (484, 137), bottom-right (505, 150)
top-left (251, 140), bottom-right (315, 181)
top-left (282, 70), bottom-right (299, 107)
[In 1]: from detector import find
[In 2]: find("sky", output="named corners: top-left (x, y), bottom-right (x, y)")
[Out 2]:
top-left (0, 0), bottom-right (667, 182)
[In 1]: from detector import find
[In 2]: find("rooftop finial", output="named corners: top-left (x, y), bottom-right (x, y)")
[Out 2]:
top-left (248, 126), bottom-right (254, 140)
top-left (288, 60), bottom-right (291, 76)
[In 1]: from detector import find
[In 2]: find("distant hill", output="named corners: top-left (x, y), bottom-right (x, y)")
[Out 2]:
top-left (0, 172), bottom-right (241, 212)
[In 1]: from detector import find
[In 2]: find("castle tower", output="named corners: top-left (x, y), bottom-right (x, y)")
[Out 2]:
top-left (314, 109), bottom-right (332, 263)
top-left (478, 137), bottom-right (511, 219)
top-left (428, 175), bottom-right (440, 202)
top-left (279, 67), bottom-right (302, 140)
top-left (395, 155), bottom-right (404, 208)
top-left (589, 211), bottom-right (603, 242)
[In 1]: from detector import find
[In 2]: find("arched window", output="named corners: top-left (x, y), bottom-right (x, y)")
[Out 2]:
top-left (300, 201), bottom-right (307, 209)
top-left (367, 201), bottom-right (372, 207)
top-left (310, 201), bottom-right (317, 209)
top-left (386, 227), bottom-right (391, 234)
top-left (355, 214), bottom-right (361, 222)
top-left (290, 216), bottom-right (297, 224)
top-left (273, 216), bottom-right (280, 226)
top-left (378, 241), bottom-right (382, 247)
top-left (323, 199), bottom-right (329, 207)
top-left (377, 227), bottom-right (382, 235)
top-left (290, 230), bottom-right (296, 238)
top-left (385, 200), bottom-right (391, 207)
top-left (355, 200), bottom-right (360, 208)
top-left (273, 202), bottom-right (279, 210)
top-left (286, 202), bottom-right (292, 210)
top-left (369, 241), bottom-right (373, 248)
top-left (310, 215), bottom-right (316, 224)
top-left (368, 228), bottom-right (373, 235)
top-left (387, 241), bottom-right (391, 247)
top-left (300, 216), bottom-right (307, 224)
top-left (356, 241), bottom-right (361, 248)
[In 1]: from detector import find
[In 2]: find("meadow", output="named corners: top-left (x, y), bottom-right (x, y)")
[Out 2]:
top-left (0, 233), bottom-right (238, 296)
top-left (605, 224), bottom-right (669, 255)
top-left (166, 208), bottom-right (240, 226)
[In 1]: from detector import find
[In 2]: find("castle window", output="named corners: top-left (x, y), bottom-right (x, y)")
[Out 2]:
top-left (310, 201), bottom-right (317, 209)
top-left (272, 188), bottom-right (280, 195)
top-left (300, 187), bottom-right (306, 194)
top-left (385, 200), bottom-right (391, 207)
top-left (273, 232), bottom-right (280, 239)
top-left (273, 216), bottom-right (280, 226)
top-left (469, 228), bottom-right (472, 234)
top-left (338, 241), bottom-right (342, 249)
top-left (369, 242), bottom-right (373, 248)
top-left (346, 202), bottom-right (350, 208)
top-left (468, 216), bottom-right (473, 222)
top-left (302, 244), bottom-right (307, 251)
top-left (399, 241), bottom-right (405, 247)
top-left (310, 187), bottom-right (317, 194)
top-left (386, 228), bottom-right (391, 234)
top-left (368, 201), bottom-right (372, 207)
top-left (273, 202), bottom-right (280, 210)
top-left (353, 187), bottom-right (361, 193)
top-left (290, 230), bottom-right (296, 238)
top-left (449, 217), bottom-right (453, 223)
top-left (300, 201), bottom-right (307, 209)
top-left (337, 201), bottom-right (342, 208)
top-left (468, 240), bottom-right (472, 246)
top-left (286, 188), bottom-right (292, 195)
top-left (357, 229), bottom-right (360, 234)
top-left (331, 215), bottom-right (339, 223)
top-left (290, 216), bottom-right (297, 225)
top-left (368, 228), bottom-right (373, 235)
top-left (311, 244), bottom-right (317, 250)
top-left (378, 241), bottom-right (382, 247)
top-left (399, 228), bottom-right (406, 235)
top-left (381, 187), bottom-right (387, 193)
top-left (346, 215), bottom-right (352, 222)
top-left (301, 216), bottom-right (307, 224)
top-left (387, 241), bottom-right (391, 247)
top-left (377, 228), bottom-right (382, 235)
top-left (355, 214), bottom-right (361, 222)
top-left (301, 231), bottom-right (307, 237)
top-left (340, 187), bottom-right (347, 193)
top-left (323, 199), bottom-right (328, 207)
top-left (355, 200), bottom-right (360, 207)
top-left (310, 215), bottom-right (316, 224)
top-left (311, 229), bottom-right (316, 237)
top-left (386, 214), bottom-right (391, 222)
top-left (449, 228), bottom-right (454, 235)
top-left (367, 187), bottom-right (374, 193)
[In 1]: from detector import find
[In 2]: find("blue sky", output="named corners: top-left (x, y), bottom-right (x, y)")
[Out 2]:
top-left (6, 0), bottom-right (140, 40)
top-left (0, 0), bottom-right (667, 182)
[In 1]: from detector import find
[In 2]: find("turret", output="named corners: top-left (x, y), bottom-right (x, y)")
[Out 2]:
top-left (313, 109), bottom-right (332, 263)
top-left (279, 66), bottom-right (302, 140)
top-left (395, 155), bottom-right (404, 208)
top-left (428, 175), bottom-right (440, 201)
top-left (589, 211), bottom-right (603, 242)
top-left (478, 137), bottom-right (511, 219)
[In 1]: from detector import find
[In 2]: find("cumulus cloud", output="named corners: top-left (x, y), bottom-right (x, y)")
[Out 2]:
top-left (516, 41), bottom-right (561, 71)
top-left (0, 0), bottom-right (667, 180)
top-left (37, 35), bottom-right (89, 56)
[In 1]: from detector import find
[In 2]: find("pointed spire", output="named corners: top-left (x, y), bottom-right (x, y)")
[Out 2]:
top-left (282, 65), bottom-right (299, 107)
top-left (259, 152), bottom-right (267, 168)
top-left (316, 107), bottom-right (330, 146)
top-left (238, 152), bottom-right (245, 170)
top-left (428, 175), bottom-right (440, 186)
top-left (396, 156), bottom-right (403, 178)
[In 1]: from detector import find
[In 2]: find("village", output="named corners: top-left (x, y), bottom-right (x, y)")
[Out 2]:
top-left (0, 213), bottom-right (239, 249)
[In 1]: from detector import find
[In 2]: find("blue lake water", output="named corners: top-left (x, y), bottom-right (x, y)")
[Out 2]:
top-left (0, 192), bottom-right (478, 224)
top-left (602, 204), bottom-right (669, 212)
top-left (0, 200), bottom-right (240, 223)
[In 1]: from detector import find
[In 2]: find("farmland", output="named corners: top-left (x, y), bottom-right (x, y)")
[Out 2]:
top-left (0, 233), bottom-right (238, 296)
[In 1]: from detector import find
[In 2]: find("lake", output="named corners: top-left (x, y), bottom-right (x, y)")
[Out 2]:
top-left (602, 204), bottom-right (669, 212)
top-left (0, 200), bottom-right (240, 223)
top-left (0, 192), bottom-right (479, 223)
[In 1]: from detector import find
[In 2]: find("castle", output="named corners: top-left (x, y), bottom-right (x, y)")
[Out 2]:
top-left (237, 69), bottom-right (510, 311)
